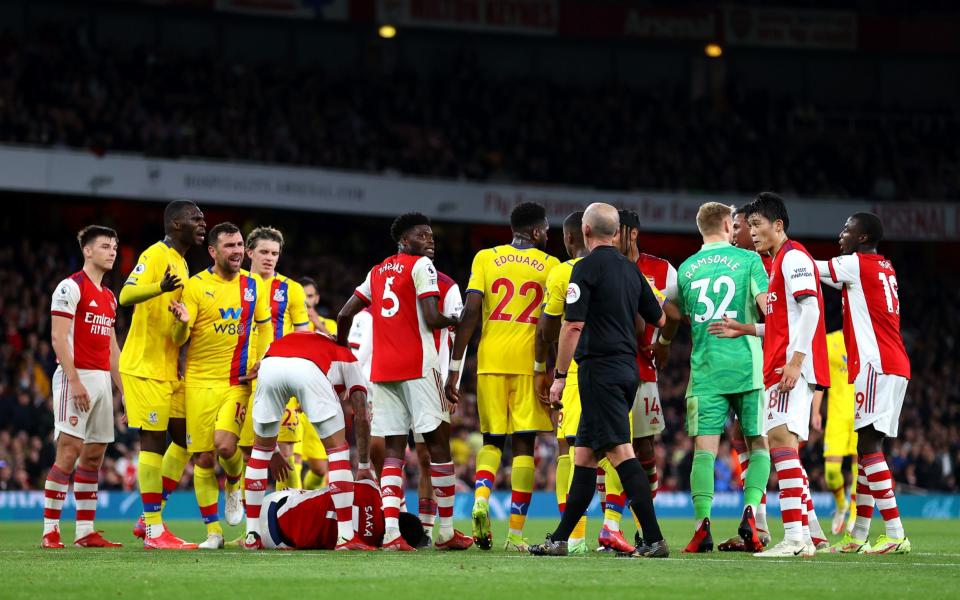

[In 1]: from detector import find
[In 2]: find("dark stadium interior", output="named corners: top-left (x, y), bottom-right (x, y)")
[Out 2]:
top-left (0, 0), bottom-right (958, 503)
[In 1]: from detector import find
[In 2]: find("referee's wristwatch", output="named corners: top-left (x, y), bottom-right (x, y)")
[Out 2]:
top-left (554, 370), bottom-right (567, 379)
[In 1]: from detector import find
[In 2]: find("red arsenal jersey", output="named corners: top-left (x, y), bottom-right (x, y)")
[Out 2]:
top-left (635, 253), bottom-right (678, 382)
top-left (276, 480), bottom-right (385, 549)
top-left (50, 271), bottom-right (117, 371)
top-left (827, 253), bottom-right (910, 382)
top-left (354, 253), bottom-right (441, 383)
top-left (265, 331), bottom-right (367, 396)
top-left (763, 241), bottom-right (830, 389)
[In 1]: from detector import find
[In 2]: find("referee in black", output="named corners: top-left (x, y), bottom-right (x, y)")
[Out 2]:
top-left (530, 202), bottom-right (669, 558)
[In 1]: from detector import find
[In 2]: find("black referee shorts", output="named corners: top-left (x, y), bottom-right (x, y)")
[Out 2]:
top-left (575, 357), bottom-right (639, 452)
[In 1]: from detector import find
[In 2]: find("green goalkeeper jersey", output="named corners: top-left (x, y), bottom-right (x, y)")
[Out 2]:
top-left (677, 241), bottom-right (767, 396)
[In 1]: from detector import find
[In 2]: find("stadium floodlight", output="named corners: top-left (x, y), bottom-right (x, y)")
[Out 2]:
top-left (705, 43), bottom-right (723, 58)
top-left (379, 24), bottom-right (397, 39)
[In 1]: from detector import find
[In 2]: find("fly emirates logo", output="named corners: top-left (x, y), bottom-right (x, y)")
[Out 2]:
top-left (84, 312), bottom-right (114, 336)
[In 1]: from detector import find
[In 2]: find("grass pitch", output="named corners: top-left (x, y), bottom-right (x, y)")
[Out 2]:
top-left (2, 518), bottom-right (958, 600)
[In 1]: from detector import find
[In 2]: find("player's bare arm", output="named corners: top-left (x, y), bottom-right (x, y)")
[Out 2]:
top-left (549, 319), bottom-right (582, 408)
top-left (535, 314), bottom-right (560, 404)
top-left (336, 294), bottom-right (366, 347)
top-left (349, 388), bottom-right (373, 479)
top-left (707, 292), bottom-right (768, 339)
top-left (51, 314), bottom-right (90, 412)
top-left (647, 300), bottom-right (681, 370)
top-left (444, 292), bottom-right (481, 405)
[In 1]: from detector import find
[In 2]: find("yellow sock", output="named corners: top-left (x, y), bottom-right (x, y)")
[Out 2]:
top-left (825, 460), bottom-right (846, 509)
top-left (508, 455), bottom-right (535, 537)
top-left (193, 466), bottom-right (223, 536)
top-left (304, 469), bottom-right (325, 490)
top-left (218, 450), bottom-right (244, 493)
top-left (571, 516), bottom-right (587, 541)
top-left (599, 458), bottom-right (625, 531)
top-left (160, 443), bottom-right (191, 512)
top-left (555, 453), bottom-right (571, 513)
top-left (138, 451), bottom-right (164, 529)
top-left (474, 445), bottom-right (502, 505)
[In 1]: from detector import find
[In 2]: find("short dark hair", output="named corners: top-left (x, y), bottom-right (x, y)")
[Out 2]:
top-left (851, 212), bottom-right (884, 246)
top-left (77, 225), bottom-right (118, 248)
top-left (298, 276), bottom-right (317, 291)
top-left (390, 212), bottom-right (431, 243)
top-left (397, 512), bottom-right (425, 548)
top-left (207, 222), bottom-right (241, 245)
top-left (164, 200), bottom-right (197, 229)
top-left (744, 192), bottom-right (790, 232)
top-left (245, 226), bottom-right (284, 251)
top-left (562, 211), bottom-right (584, 233)
top-left (510, 202), bottom-right (546, 231)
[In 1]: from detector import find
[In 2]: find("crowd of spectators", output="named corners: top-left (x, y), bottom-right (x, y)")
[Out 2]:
top-left (0, 29), bottom-right (958, 202)
top-left (0, 212), bottom-right (957, 496)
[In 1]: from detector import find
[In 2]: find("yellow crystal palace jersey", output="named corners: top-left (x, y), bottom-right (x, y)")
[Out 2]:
top-left (120, 240), bottom-right (189, 381)
top-left (466, 244), bottom-right (559, 375)
top-left (179, 268), bottom-right (271, 386)
top-left (259, 273), bottom-right (309, 356)
top-left (542, 257), bottom-right (582, 376)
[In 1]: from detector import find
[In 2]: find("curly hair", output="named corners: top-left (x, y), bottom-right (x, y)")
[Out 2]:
top-left (390, 212), bottom-right (431, 243)
top-left (510, 202), bottom-right (547, 231)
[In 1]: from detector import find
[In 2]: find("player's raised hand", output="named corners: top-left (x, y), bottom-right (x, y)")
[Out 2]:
top-left (168, 299), bottom-right (189, 323)
top-left (159, 265), bottom-right (183, 293)
top-left (707, 316), bottom-right (747, 339)
top-left (70, 377), bottom-right (91, 412)
top-left (269, 451), bottom-right (290, 482)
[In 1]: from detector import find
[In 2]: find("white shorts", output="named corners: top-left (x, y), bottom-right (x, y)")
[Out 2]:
top-left (52, 367), bottom-right (114, 444)
top-left (763, 376), bottom-right (814, 441)
top-left (371, 369), bottom-right (449, 437)
top-left (631, 381), bottom-right (665, 438)
top-left (854, 365), bottom-right (908, 438)
top-left (253, 357), bottom-right (345, 440)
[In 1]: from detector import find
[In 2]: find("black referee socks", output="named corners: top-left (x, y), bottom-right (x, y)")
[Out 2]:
top-left (551, 465), bottom-right (597, 542)
top-left (615, 458), bottom-right (664, 543)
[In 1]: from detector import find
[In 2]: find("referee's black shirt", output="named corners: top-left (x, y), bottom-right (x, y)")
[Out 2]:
top-left (564, 245), bottom-right (664, 363)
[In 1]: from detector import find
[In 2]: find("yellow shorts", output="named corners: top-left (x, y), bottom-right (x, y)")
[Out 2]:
top-left (477, 373), bottom-right (553, 436)
top-left (185, 384), bottom-right (251, 453)
top-left (122, 374), bottom-right (177, 432)
top-left (824, 418), bottom-right (858, 458)
top-left (171, 380), bottom-right (186, 420)
top-left (278, 399), bottom-right (303, 444)
top-left (556, 377), bottom-right (581, 441)
top-left (301, 417), bottom-right (328, 460)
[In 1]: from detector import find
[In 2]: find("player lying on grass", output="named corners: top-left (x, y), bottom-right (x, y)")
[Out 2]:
top-left (242, 331), bottom-right (375, 550)
top-left (253, 477), bottom-right (424, 550)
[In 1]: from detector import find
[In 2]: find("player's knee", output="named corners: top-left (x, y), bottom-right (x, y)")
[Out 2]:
top-left (194, 451), bottom-right (215, 469)
top-left (633, 436), bottom-right (655, 460)
top-left (481, 434), bottom-right (506, 450)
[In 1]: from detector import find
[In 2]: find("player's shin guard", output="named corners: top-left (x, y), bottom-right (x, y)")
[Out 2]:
top-left (43, 465), bottom-right (71, 535)
top-left (474, 445), bottom-right (501, 506)
top-left (508, 455), bottom-right (534, 537)
top-left (381, 458), bottom-right (404, 541)
top-left (862, 452), bottom-right (904, 539)
top-left (193, 466), bottom-right (223, 536)
top-left (138, 451), bottom-right (165, 538)
top-left (555, 453), bottom-right (571, 514)
top-left (599, 458), bottom-right (625, 531)
top-left (73, 466), bottom-right (99, 539)
top-left (161, 443), bottom-right (191, 512)
top-left (852, 463), bottom-right (875, 540)
top-left (431, 462), bottom-right (456, 540)
top-left (771, 447), bottom-right (805, 542)
top-left (691, 450), bottom-right (715, 521)
top-left (244, 445), bottom-right (272, 534)
top-left (640, 457), bottom-right (659, 498)
top-left (553, 466), bottom-right (597, 542)
top-left (218, 450), bottom-right (244, 492)
top-left (327, 444), bottom-right (356, 542)
top-left (744, 449), bottom-right (770, 512)
top-left (616, 458), bottom-right (663, 543)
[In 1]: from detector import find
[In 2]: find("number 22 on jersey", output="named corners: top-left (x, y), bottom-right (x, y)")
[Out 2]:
top-left (488, 278), bottom-right (543, 324)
